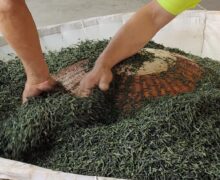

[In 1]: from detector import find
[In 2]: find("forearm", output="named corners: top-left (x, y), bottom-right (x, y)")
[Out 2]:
top-left (96, 0), bottom-right (174, 69)
top-left (0, 0), bottom-right (49, 84)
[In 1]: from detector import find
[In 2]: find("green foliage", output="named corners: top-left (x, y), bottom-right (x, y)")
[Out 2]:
top-left (0, 40), bottom-right (220, 179)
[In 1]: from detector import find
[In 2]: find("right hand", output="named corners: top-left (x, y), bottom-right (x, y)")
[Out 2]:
top-left (78, 63), bottom-right (113, 97)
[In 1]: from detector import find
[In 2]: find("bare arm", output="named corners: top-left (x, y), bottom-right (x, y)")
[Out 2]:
top-left (97, 0), bottom-right (174, 69)
top-left (0, 0), bottom-right (56, 103)
top-left (79, 0), bottom-right (175, 95)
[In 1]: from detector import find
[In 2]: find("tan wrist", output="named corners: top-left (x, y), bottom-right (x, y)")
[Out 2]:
top-left (26, 68), bottom-right (50, 85)
top-left (95, 55), bottom-right (114, 70)
top-left (24, 58), bottom-right (51, 85)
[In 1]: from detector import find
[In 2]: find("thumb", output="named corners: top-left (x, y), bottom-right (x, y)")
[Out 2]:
top-left (99, 71), bottom-right (113, 91)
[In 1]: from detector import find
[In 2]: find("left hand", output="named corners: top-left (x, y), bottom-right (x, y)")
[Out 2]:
top-left (22, 76), bottom-right (57, 103)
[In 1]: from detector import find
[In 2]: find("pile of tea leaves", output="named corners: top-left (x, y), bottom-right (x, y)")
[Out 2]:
top-left (0, 40), bottom-right (220, 179)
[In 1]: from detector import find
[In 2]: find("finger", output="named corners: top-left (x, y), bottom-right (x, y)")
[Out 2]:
top-left (22, 96), bottom-right (28, 104)
top-left (78, 76), bottom-right (94, 97)
top-left (99, 72), bottom-right (113, 91)
top-left (22, 85), bottom-right (41, 104)
top-left (78, 87), bottom-right (91, 97)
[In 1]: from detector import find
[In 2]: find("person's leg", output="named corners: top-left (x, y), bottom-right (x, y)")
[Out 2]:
top-left (0, 0), bottom-right (56, 103)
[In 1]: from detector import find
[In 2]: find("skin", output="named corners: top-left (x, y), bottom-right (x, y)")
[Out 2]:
top-left (0, 0), bottom-right (56, 103)
top-left (79, 0), bottom-right (175, 96)
top-left (0, 0), bottom-right (174, 102)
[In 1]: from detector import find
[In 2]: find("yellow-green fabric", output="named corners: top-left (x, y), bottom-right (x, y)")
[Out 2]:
top-left (157, 0), bottom-right (201, 15)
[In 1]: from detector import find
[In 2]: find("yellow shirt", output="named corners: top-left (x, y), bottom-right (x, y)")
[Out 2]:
top-left (157, 0), bottom-right (201, 15)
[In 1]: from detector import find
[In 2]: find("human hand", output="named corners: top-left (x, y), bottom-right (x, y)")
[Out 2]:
top-left (78, 63), bottom-right (113, 97)
top-left (22, 76), bottom-right (57, 103)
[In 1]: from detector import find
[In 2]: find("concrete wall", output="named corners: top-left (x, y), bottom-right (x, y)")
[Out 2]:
top-left (26, 0), bottom-right (220, 27)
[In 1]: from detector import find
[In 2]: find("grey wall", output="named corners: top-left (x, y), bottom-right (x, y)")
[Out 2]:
top-left (26, 0), bottom-right (147, 27)
top-left (26, 0), bottom-right (220, 27)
